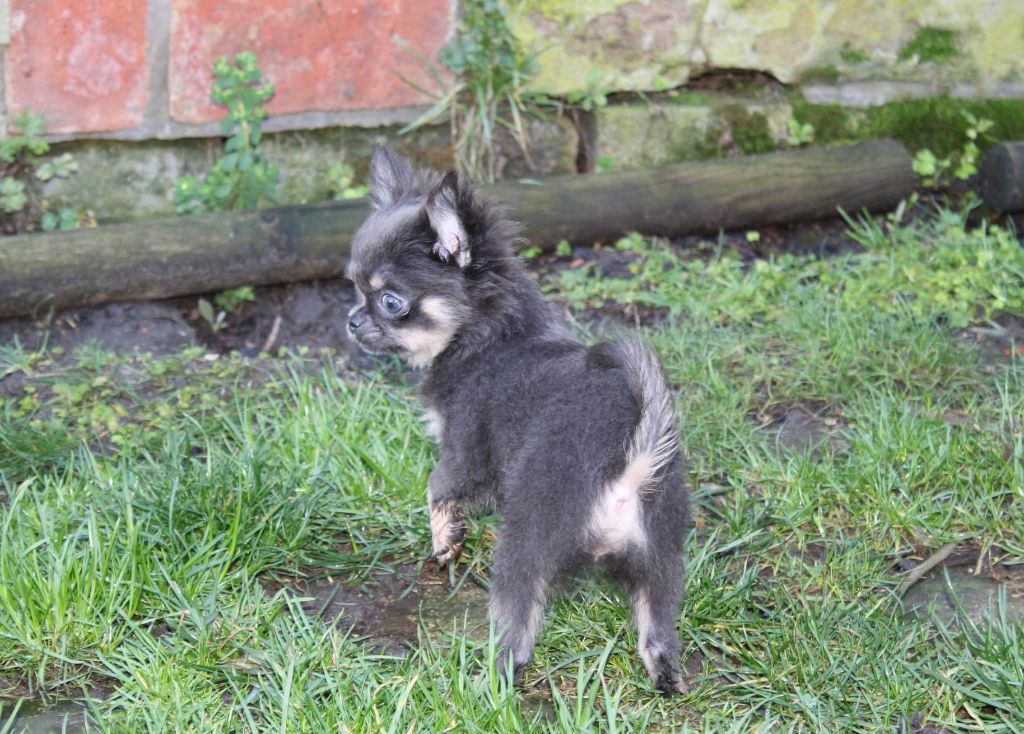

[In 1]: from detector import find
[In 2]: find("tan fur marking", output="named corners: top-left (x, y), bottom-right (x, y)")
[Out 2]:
top-left (399, 295), bottom-right (462, 368)
top-left (634, 589), bottom-right (657, 678)
top-left (430, 501), bottom-right (465, 565)
top-left (369, 273), bottom-right (385, 291)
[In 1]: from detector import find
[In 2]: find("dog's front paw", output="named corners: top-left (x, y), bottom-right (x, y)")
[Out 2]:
top-left (430, 500), bottom-right (466, 566)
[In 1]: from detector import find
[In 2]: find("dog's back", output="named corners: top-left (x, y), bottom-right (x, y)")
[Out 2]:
top-left (431, 333), bottom-right (691, 693)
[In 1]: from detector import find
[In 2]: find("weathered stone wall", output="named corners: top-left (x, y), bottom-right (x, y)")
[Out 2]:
top-left (2, 0), bottom-right (1022, 223)
top-left (5, 0), bottom-right (1020, 141)
top-left (513, 0), bottom-right (1024, 104)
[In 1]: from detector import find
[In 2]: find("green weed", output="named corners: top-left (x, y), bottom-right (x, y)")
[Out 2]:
top-left (174, 53), bottom-right (279, 214)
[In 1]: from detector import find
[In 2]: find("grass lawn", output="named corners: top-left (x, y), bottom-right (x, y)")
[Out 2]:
top-left (1, 203), bottom-right (1022, 732)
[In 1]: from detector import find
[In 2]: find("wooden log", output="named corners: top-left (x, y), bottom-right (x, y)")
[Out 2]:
top-left (0, 140), bottom-right (915, 319)
top-left (974, 142), bottom-right (1024, 213)
top-left (0, 201), bottom-right (365, 320)
top-left (493, 138), bottom-right (914, 246)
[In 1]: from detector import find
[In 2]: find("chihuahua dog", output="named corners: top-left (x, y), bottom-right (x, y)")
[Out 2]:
top-left (346, 148), bottom-right (690, 694)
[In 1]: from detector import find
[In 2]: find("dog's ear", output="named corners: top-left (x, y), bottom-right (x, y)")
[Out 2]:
top-left (426, 171), bottom-right (470, 268)
top-left (367, 146), bottom-right (414, 209)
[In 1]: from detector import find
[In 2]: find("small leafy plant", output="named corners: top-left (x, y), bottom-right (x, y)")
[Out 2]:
top-left (197, 286), bottom-right (256, 335)
top-left (214, 286), bottom-right (255, 313)
top-left (0, 110), bottom-right (92, 234)
top-left (197, 298), bottom-right (228, 334)
top-left (175, 53), bottom-right (279, 214)
top-left (401, 0), bottom-right (539, 183)
top-left (327, 162), bottom-right (368, 200)
top-left (912, 110), bottom-right (994, 188)
top-left (551, 207), bottom-right (1024, 329)
top-left (785, 119), bottom-right (815, 147)
top-left (565, 69), bottom-right (609, 113)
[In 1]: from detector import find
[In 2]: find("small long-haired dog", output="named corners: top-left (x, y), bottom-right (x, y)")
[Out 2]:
top-left (346, 148), bottom-right (690, 694)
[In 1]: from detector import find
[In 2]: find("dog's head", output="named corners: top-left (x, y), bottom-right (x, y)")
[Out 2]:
top-left (346, 147), bottom-right (517, 367)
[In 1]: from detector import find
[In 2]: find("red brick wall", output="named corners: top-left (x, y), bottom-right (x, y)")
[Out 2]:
top-left (5, 0), bottom-right (454, 137)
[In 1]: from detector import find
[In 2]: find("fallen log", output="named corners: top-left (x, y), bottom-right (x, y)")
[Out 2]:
top-left (0, 140), bottom-right (915, 319)
top-left (974, 142), bottom-right (1024, 213)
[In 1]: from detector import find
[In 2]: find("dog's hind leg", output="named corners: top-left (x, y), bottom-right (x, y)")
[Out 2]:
top-left (626, 549), bottom-right (687, 695)
top-left (488, 532), bottom-right (557, 682)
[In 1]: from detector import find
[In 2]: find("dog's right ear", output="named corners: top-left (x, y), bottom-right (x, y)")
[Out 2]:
top-left (426, 171), bottom-right (471, 268)
top-left (367, 146), bottom-right (414, 209)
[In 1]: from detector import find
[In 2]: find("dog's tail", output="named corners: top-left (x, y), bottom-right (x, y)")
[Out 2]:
top-left (586, 338), bottom-right (678, 555)
top-left (593, 337), bottom-right (679, 495)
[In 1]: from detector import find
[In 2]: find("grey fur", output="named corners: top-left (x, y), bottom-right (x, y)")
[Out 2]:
top-left (347, 148), bottom-right (691, 694)
top-left (610, 337), bottom-right (679, 495)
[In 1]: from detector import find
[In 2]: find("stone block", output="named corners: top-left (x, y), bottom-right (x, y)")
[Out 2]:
top-left (513, 0), bottom-right (702, 95)
top-left (702, 0), bottom-right (831, 84)
top-left (593, 93), bottom-right (792, 172)
top-left (169, 0), bottom-right (453, 125)
top-left (42, 114), bottom-right (579, 223)
top-left (6, 0), bottom-right (149, 134)
top-left (516, 0), bottom-right (1023, 102)
top-left (42, 125), bottom-right (456, 222)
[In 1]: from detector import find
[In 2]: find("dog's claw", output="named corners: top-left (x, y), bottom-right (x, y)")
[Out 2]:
top-left (432, 542), bottom-right (463, 566)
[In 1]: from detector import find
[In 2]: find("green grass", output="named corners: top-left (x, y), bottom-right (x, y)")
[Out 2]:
top-left (1, 204), bottom-right (1023, 731)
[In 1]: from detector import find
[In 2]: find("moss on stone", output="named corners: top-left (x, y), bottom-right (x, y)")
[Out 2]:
top-left (800, 64), bottom-right (841, 84)
top-left (898, 27), bottom-right (959, 63)
top-left (734, 112), bottom-right (775, 155)
top-left (864, 98), bottom-right (1024, 155)
top-left (702, 103), bottom-right (777, 157)
top-left (790, 94), bottom-right (1024, 157)
top-left (787, 98), bottom-right (858, 145)
top-left (839, 42), bottom-right (869, 65)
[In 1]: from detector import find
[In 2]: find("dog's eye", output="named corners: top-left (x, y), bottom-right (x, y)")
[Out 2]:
top-left (380, 292), bottom-right (405, 315)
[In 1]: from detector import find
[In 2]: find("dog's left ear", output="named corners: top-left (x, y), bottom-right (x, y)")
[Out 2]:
top-left (426, 171), bottom-right (470, 268)
top-left (367, 146), bottom-right (414, 209)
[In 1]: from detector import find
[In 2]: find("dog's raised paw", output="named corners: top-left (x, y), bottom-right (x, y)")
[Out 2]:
top-left (432, 541), bottom-right (463, 566)
top-left (430, 501), bottom-right (466, 566)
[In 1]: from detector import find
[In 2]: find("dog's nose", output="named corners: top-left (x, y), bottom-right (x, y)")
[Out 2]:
top-left (348, 308), bottom-right (366, 332)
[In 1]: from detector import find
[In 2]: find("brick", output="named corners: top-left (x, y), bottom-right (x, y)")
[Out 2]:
top-left (169, 0), bottom-right (452, 125)
top-left (6, 0), bottom-right (149, 134)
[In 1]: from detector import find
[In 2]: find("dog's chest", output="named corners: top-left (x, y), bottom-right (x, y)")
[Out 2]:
top-left (421, 407), bottom-right (444, 442)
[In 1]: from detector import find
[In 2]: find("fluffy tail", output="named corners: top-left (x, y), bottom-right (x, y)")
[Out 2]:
top-left (600, 337), bottom-right (679, 494)
top-left (586, 338), bottom-right (679, 555)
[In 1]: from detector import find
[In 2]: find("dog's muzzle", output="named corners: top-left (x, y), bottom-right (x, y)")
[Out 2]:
top-left (348, 305), bottom-right (367, 336)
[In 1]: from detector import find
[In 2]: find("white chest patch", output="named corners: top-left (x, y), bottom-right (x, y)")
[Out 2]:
top-left (421, 408), bottom-right (444, 442)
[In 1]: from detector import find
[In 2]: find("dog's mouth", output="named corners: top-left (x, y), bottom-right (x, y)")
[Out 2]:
top-left (348, 327), bottom-right (402, 357)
